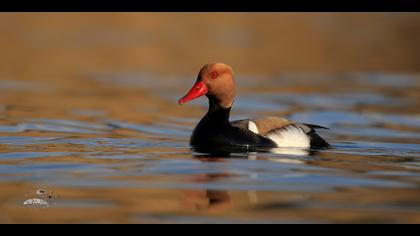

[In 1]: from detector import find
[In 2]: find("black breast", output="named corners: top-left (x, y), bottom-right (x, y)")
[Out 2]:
top-left (190, 101), bottom-right (276, 154)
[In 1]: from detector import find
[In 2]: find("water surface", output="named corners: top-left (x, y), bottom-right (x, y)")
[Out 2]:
top-left (1, 13), bottom-right (420, 223)
top-left (1, 71), bottom-right (419, 223)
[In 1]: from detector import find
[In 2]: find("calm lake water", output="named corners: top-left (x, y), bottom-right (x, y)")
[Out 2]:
top-left (0, 71), bottom-right (419, 223)
top-left (0, 13), bottom-right (420, 223)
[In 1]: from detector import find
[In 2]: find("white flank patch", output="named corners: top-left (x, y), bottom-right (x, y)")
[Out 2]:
top-left (248, 121), bottom-right (259, 134)
top-left (266, 125), bottom-right (310, 148)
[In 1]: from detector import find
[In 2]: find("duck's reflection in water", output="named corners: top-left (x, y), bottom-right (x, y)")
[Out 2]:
top-left (183, 148), bottom-right (311, 211)
top-left (183, 157), bottom-right (231, 211)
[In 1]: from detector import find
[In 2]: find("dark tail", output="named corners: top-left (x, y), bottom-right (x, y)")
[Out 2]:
top-left (303, 123), bottom-right (329, 130)
top-left (308, 131), bottom-right (330, 149)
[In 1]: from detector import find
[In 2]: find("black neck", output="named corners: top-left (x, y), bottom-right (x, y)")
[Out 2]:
top-left (204, 98), bottom-right (231, 125)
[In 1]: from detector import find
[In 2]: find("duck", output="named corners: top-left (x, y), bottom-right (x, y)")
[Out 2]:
top-left (178, 63), bottom-right (330, 153)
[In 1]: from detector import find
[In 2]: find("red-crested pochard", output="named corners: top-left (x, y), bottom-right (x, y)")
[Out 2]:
top-left (178, 63), bottom-right (330, 152)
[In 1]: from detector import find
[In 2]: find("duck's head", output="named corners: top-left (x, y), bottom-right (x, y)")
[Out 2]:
top-left (178, 63), bottom-right (236, 108)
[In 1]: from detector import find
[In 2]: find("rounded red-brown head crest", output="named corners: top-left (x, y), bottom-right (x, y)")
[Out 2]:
top-left (178, 63), bottom-right (236, 108)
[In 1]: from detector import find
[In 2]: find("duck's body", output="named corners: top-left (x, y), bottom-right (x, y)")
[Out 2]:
top-left (190, 100), bottom-right (276, 150)
top-left (179, 63), bottom-right (329, 152)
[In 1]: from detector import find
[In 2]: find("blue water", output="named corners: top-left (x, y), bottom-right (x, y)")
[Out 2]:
top-left (0, 72), bottom-right (419, 223)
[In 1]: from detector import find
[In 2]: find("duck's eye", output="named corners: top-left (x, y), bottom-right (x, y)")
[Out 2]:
top-left (210, 71), bottom-right (218, 79)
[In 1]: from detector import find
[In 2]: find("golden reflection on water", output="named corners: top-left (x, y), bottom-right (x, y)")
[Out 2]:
top-left (0, 13), bottom-right (420, 223)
